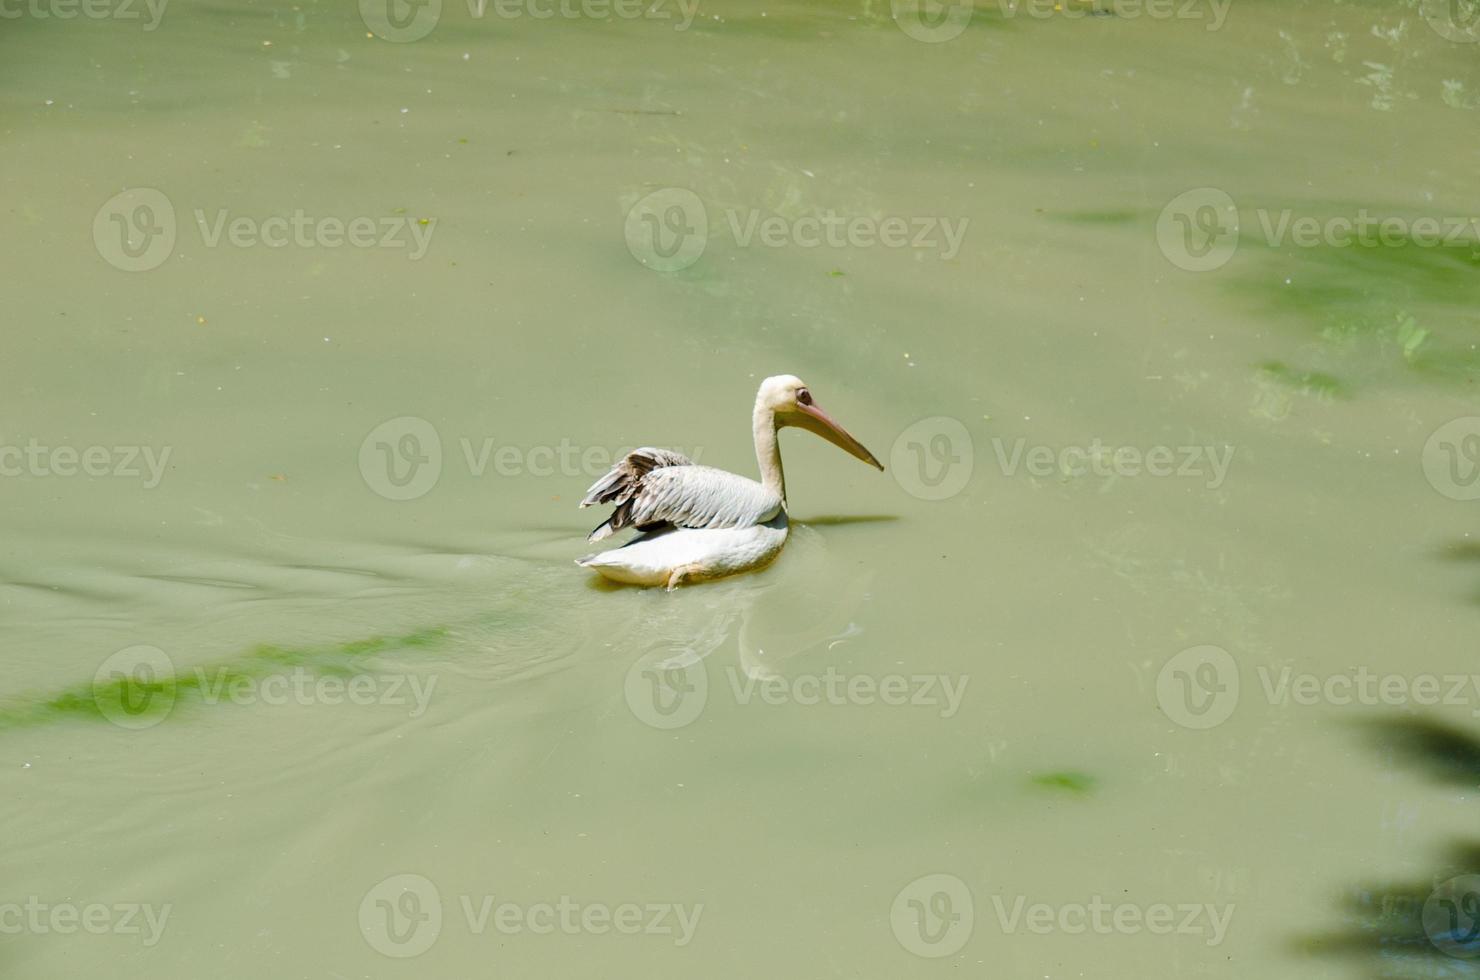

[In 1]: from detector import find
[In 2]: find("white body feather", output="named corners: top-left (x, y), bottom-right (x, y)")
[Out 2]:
top-left (578, 513), bottom-right (789, 587)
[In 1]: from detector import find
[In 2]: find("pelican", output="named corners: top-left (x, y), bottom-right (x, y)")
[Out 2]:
top-left (577, 375), bottom-right (883, 589)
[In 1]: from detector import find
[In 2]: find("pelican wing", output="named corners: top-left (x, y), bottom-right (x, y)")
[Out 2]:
top-left (581, 447), bottom-right (693, 508)
top-left (581, 449), bottom-right (781, 542)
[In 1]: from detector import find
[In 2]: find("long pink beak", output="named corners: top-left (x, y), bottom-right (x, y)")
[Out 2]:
top-left (792, 401), bottom-right (884, 471)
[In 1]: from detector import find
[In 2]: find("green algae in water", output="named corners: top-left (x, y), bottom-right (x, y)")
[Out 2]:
top-left (0, 625), bottom-right (452, 733)
top-left (1235, 217), bottom-right (1480, 385)
top-left (1052, 209), bottom-right (1143, 226)
top-left (1256, 361), bottom-right (1347, 400)
top-left (1030, 770), bottom-right (1096, 795)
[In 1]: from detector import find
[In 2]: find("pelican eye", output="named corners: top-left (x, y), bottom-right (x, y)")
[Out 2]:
top-left (796, 388), bottom-right (812, 406)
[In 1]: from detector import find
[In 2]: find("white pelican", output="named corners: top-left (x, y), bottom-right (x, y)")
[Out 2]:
top-left (577, 375), bottom-right (883, 589)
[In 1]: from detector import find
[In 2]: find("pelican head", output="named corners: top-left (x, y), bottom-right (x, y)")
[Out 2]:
top-left (757, 374), bottom-right (884, 471)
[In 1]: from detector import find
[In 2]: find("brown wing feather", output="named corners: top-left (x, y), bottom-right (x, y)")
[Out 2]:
top-left (581, 447), bottom-right (692, 506)
top-left (581, 448), bottom-right (693, 542)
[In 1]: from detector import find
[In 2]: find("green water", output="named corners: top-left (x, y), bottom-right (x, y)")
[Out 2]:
top-left (5, 0), bottom-right (1480, 976)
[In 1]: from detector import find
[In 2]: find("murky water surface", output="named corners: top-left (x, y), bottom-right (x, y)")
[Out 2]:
top-left (5, 1), bottom-right (1480, 976)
